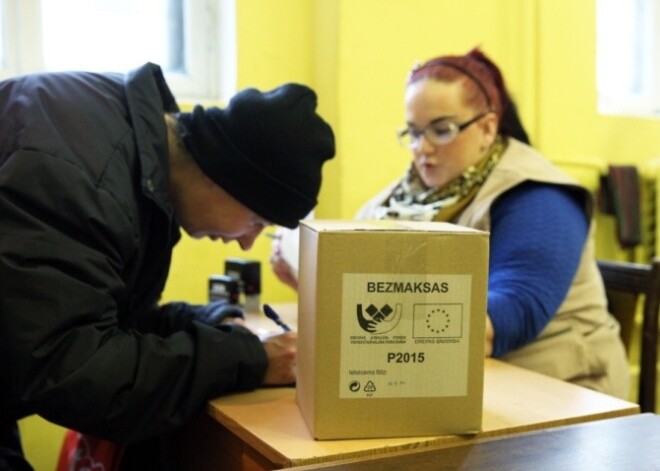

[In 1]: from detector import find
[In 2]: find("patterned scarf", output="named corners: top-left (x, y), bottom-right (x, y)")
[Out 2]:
top-left (374, 135), bottom-right (507, 222)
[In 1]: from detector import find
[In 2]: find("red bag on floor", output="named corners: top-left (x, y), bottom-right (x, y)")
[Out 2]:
top-left (56, 429), bottom-right (124, 471)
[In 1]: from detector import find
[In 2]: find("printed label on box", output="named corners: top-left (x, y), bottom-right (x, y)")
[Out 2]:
top-left (339, 273), bottom-right (472, 399)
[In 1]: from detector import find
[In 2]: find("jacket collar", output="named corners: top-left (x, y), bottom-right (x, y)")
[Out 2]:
top-left (124, 63), bottom-right (180, 216)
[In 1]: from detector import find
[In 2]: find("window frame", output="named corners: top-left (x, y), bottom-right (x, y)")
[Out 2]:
top-left (0, 0), bottom-right (234, 101)
top-left (597, 0), bottom-right (660, 117)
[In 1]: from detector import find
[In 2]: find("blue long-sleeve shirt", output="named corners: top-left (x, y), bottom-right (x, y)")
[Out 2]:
top-left (488, 181), bottom-right (589, 357)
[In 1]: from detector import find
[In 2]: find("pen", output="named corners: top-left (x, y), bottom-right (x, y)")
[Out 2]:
top-left (263, 304), bottom-right (292, 332)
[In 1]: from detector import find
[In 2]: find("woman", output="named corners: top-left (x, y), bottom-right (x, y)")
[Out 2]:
top-left (272, 48), bottom-right (629, 398)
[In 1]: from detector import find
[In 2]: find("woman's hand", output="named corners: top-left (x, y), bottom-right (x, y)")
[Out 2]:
top-left (270, 236), bottom-right (299, 291)
top-left (485, 315), bottom-right (494, 357)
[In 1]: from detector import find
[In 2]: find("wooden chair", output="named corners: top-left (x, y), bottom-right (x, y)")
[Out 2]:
top-left (597, 258), bottom-right (660, 412)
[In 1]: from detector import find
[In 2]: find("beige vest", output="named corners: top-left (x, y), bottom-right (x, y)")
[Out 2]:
top-left (358, 139), bottom-right (629, 398)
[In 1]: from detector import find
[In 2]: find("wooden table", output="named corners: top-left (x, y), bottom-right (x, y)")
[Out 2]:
top-left (176, 304), bottom-right (639, 470)
top-left (291, 413), bottom-right (660, 470)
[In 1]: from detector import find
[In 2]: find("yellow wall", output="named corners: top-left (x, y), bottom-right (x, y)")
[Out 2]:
top-left (332, 0), bottom-right (538, 219)
top-left (23, 1), bottom-right (660, 469)
top-left (17, 418), bottom-right (66, 470)
top-left (163, 0), bottom-right (551, 306)
top-left (535, 1), bottom-right (660, 262)
top-left (163, 0), bottom-right (660, 308)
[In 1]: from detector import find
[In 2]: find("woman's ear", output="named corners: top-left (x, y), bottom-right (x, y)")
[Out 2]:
top-left (480, 112), bottom-right (499, 148)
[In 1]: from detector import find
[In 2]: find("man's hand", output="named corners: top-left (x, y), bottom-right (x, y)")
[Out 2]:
top-left (261, 331), bottom-right (297, 385)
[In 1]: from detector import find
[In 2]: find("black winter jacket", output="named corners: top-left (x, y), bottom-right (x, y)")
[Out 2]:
top-left (0, 64), bottom-right (267, 464)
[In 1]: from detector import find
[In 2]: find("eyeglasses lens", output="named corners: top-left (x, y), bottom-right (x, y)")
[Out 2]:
top-left (398, 124), bottom-right (458, 148)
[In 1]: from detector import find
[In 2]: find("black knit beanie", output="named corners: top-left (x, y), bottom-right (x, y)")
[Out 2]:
top-left (177, 83), bottom-right (335, 228)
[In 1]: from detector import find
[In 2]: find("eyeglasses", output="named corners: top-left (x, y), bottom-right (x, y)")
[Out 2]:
top-left (397, 112), bottom-right (489, 149)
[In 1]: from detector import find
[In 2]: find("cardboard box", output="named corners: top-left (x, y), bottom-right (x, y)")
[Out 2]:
top-left (296, 220), bottom-right (489, 439)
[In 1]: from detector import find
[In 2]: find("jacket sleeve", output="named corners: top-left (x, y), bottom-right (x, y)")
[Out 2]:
top-left (487, 182), bottom-right (589, 356)
top-left (134, 301), bottom-right (245, 335)
top-left (0, 150), bottom-right (267, 444)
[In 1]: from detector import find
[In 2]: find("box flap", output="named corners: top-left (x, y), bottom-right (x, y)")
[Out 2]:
top-left (301, 219), bottom-right (487, 234)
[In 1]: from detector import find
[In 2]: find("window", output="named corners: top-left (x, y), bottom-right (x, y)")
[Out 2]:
top-left (41, 0), bottom-right (184, 73)
top-left (597, 0), bottom-right (660, 116)
top-left (0, 0), bottom-right (236, 101)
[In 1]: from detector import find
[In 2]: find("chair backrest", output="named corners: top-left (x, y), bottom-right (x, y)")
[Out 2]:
top-left (597, 258), bottom-right (660, 412)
